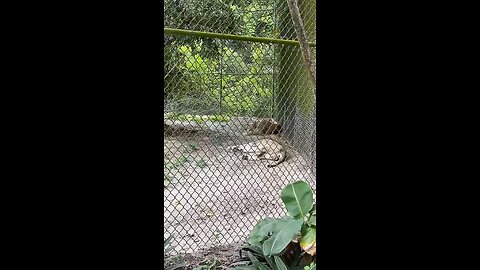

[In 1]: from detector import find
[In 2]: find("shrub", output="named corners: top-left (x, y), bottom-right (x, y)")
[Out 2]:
top-left (231, 181), bottom-right (316, 270)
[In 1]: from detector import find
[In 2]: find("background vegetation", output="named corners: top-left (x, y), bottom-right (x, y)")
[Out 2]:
top-left (164, 0), bottom-right (277, 118)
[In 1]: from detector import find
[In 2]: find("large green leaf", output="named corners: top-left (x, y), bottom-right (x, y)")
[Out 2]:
top-left (261, 217), bottom-right (303, 256)
top-left (247, 252), bottom-right (271, 270)
top-left (307, 214), bottom-right (316, 226)
top-left (231, 266), bottom-right (258, 270)
top-left (273, 256), bottom-right (288, 270)
top-left (303, 262), bottom-right (316, 270)
top-left (165, 262), bottom-right (186, 270)
top-left (299, 225), bottom-right (316, 256)
top-left (241, 244), bottom-right (264, 256)
top-left (249, 218), bottom-right (278, 246)
top-left (264, 256), bottom-right (276, 270)
top-left (307, 204), bottom-right (316, 226)
top-left (280, 181), bottom-right (314, 219)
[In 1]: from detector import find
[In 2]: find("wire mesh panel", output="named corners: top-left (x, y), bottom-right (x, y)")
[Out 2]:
top-left (164, 0), bottom-right (316, 255)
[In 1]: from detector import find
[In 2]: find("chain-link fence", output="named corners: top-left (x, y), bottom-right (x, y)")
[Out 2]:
top-left (164, 0), bottom-right (316, 255)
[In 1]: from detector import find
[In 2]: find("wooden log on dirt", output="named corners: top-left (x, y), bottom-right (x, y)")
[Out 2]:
top-left (164, 122), bottom-right (201, 137)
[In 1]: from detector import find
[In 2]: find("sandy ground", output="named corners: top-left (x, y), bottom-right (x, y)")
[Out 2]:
top-left (164, 117), bottom-right (316, 257)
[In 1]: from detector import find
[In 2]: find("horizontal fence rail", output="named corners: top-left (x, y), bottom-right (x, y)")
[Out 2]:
top-left (165, 28), bottom-right (316, 47)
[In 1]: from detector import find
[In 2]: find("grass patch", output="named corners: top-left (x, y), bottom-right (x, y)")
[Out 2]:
top-left (184, 143), bottom-right (198, 153)
top-left (164, 174), bottom-right (172, 187)
top-left (165, 156), bottom-right (189, 170)
top-left (195, 158), bottom-right (208, 168)
top-left (165, 113), bottom-right (232, 124)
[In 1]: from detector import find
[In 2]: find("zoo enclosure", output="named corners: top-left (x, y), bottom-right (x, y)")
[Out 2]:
top-left (164, 0), bottom-right (316, 254)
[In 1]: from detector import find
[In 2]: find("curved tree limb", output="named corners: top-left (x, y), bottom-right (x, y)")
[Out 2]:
top-left (287, 0), bottom-right (316, 98)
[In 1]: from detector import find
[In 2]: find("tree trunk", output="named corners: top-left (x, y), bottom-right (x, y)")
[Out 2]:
top-left (275, 0), bottom-right (316, 141)
top-left (287, 0), bottom-right (316, 91)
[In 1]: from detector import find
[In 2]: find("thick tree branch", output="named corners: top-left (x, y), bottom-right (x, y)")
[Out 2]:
top-left (287, 0), bottom-right (316, 96)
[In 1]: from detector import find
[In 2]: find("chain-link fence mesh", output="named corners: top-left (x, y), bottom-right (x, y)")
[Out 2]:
top-left (164, 0), bottom-right (316, 255)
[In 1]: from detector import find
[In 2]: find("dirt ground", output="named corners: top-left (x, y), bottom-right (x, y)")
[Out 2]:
top-left (164, 117), bottom-right (316, 265)
top-left (181, 242), bottom-right (243, 269)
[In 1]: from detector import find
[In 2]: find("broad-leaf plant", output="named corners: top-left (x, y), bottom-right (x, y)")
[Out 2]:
top-left (231, 180), bottom-right (316, 270)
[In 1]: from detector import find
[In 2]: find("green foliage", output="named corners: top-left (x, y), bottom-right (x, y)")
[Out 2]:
top-left (303, 262), bottom-right (316, 270)
top-left (164, 155), bottom-right (191, 187)
top-left (165, 156), bottom-right (189, 171)
top-left (280, 181), bottom-right (314, 219)
top-left (164, 0), bottom-right (276, 117)
top-left (176, 156), bottom-right (189, 166)
top-left (164, 174), bottom-right (173, 187)
top-left (233, 244), bottom-right (301, 270)
top-left (165, 113), bottom-right (232, 124)
top-left (249, 181), bottom-right (316, 256)
top-left (185, 143), bottom-right (198, 153)
top-left (249, 216), bottom-right (303, 256)
top-left (167, 41), bottom-right (274, 117)
top-left (193, 258), bottom-right (220, 270)
top-left (231, 181), bottom-right (316, 270)
top-left (195, 158), bottom-right (208, 168)
top-left (164, 236), bottom-right (186, 270)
